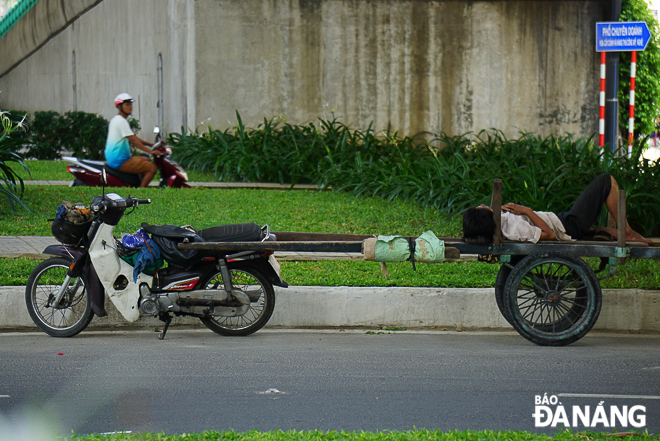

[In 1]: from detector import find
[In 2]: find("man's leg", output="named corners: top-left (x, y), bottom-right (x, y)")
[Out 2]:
top-left (118, 156), bottom-right (158, 188)
top-left (557, 173), bottom-right (612, 239)
top-left (600, 175), bottom-right (652, 244)
top-left (138, 161), bottom-right (158, 188)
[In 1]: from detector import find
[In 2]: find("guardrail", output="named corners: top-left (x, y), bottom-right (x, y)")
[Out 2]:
top-left (0, 0), bottom-right (37, 40)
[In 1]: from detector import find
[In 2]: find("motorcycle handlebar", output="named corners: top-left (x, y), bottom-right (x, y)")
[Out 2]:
top-left (125, 197), bottom-right (151, 207)
top-left (91, 197), bottom-right (151, 213)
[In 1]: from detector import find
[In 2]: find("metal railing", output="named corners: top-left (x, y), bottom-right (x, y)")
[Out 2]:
top-left (0, 0), bottom-right (38, 40)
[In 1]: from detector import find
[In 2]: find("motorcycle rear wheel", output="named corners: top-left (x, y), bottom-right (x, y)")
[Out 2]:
top-left (25, 257), bottom-right (93, 337)
top-left (199, 266), bottom-right (275, 336)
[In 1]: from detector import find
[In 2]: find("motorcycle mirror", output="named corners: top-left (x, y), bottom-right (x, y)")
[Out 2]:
top-left (101, 168), bottom-right (108, 197)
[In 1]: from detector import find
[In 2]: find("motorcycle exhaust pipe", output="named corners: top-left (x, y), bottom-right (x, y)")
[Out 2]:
top-left (176, 298), bottom-right (242, 308)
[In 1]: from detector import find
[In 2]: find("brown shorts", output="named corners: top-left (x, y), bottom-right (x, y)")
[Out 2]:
top-left (118, 156), bottom-right (155, 174)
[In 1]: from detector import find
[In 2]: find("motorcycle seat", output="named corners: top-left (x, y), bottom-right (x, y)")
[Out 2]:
top-left (103, 165), bottom-right (141, 187)
top-left (141, 222), bottom-right (265, 267)
top-left (198, 223), bottom-right (264, 242)
top-left (141, 222), bottom-right (263, 242)
top-left (141, 223), bottom-right (202, 240)
top-left (79, 159), bottom-right (142, 187)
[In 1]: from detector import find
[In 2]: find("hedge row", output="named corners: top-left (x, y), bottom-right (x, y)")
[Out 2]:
top-left (4, 110), bottom-right (139, 160)
top-left (168, 114), bottom-right (660, 236)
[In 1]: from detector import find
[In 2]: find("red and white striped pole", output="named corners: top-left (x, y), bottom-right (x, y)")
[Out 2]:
top-left (599, 52), bottom-right (606, 147)
top-left (628, 50), bottom-right (637, 155)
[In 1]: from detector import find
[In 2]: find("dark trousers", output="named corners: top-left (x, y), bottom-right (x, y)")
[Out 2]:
top-left (556, 173), bottom-right (612, 240)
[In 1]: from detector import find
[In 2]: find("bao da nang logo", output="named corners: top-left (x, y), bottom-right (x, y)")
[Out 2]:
top-left (533, 394), bottom-right (646, 429)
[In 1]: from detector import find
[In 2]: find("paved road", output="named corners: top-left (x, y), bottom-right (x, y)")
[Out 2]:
top-left (1, 330), bottom-right (659, 438)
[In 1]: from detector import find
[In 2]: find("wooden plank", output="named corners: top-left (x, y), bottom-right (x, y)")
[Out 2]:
top-left (491, 179), bottom-right (503, 245)
top-left (274, 231), bottom-right (465, 243)
top-left (178, 240), bottom-right (461, 260)
top-left (617, 189), bottom-right (626, 264)
top-left (272, 232), bottom-right (375, 242)
top-left (179, 241), bottom-right (365, 253)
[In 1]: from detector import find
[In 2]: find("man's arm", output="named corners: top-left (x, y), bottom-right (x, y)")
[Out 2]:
top-left (127, 135), bottom-right (162, 156)
top-left (502, 203), bottom-right (556, 240)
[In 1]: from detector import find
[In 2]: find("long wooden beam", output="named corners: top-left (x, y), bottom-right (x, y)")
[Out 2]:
top-left (491, 179), bottom-right (503, 245)
top-left (178, 240), bottom-right (460, 259)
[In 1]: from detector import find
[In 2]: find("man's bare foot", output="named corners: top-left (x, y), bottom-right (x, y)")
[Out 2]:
top-left (624, 225), bottom-right (653, 244)
top-left (626, 230), bottom-right (653, 245)
top-left (595, 227), bottom-right (653, 244)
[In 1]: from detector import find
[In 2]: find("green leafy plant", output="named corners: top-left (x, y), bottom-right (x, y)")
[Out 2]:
top-left (0, 110), bottom-right (29, 212)
top-left (2, 110), bottom-right (140, 160)
top-left (61, 111), bottom-right (110, 160)
top-left (25, 110), bottom-right (64, 160)
top-left (169, 114), bottom-right (660, 236)
top-left (128, 116), bottom-right (141, 135)
top-left (618, 0), bottom-right (660, 139)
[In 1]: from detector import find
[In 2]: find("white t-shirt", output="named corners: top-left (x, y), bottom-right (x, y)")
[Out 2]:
top-left (501, 211), bottom-right (573, 243)
top-left (104, 115), bottom-right (134, 169)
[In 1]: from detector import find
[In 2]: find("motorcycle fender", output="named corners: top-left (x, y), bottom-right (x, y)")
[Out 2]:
top-left (42, 245), bottom-right (107, 317)
top-left (230, 258), bottom-right (288, 288)
top-left (43, 244), bottom-right (85, 260)
top-left (89, 224), bottom-right (151, 322)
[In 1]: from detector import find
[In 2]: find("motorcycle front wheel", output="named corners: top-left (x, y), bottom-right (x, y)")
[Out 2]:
top-left (198, 266), bottom-right (275, 336)
top-left (25, 257), bottom-right (94, 337)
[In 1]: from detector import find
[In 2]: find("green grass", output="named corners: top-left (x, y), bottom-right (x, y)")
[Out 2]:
top-left (59, 429), bottom-right (659, 441)
top-left (13, 160), bottom-right (218, 183)
top-left (0, 186), bottom-right (459, 237)
top-left (2, 256), bottom-right (658, 289)
top-left (1, 185), bottom-right (660, 289)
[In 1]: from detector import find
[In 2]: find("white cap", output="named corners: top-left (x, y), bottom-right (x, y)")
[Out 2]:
top-left (114, 93), bottom-right (134, 106)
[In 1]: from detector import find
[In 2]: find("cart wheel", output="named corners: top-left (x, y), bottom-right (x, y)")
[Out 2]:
top-left (503, 252), bottom-right (601, 346)
top-left (494, 255), bottom-right (523, 326)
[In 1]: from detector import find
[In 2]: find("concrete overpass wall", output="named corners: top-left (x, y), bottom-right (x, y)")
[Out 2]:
top-left (0, 0), bottom-right (193, 134)
top-left (0, 0), bottom-right (602, 138)
top-left (195, 0), bottom-right (602, 137)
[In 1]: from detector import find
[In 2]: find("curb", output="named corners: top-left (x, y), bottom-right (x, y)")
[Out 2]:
top-left (2, 286), bottom-right (660, 333)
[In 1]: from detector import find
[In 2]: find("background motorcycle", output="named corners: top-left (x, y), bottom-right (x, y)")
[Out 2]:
top-left (25, 186), bottom-right (286, 339)
top-left (63, 127), bottom-right (189, 188)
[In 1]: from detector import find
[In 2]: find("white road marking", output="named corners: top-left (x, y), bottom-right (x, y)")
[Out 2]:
top-left (558, 393), bottom-right (660, 400)
top-left (0, 395), bottom-right (10, 398)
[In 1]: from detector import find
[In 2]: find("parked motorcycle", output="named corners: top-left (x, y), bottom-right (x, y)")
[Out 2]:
top-left (63, 127), bottom-right (189, 188)
top-left (25, 183), bottom-right (286, 339)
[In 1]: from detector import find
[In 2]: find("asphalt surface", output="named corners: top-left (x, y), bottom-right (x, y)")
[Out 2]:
top-left (1, 330), bottom-right (659, 437)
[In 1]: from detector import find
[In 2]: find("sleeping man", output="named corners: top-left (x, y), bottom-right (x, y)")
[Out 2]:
top-left (462, 173), bottom-right (652, 245)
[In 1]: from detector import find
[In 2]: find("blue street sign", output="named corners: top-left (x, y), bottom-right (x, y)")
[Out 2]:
top-left (596, 21), bottom-right (651, 52)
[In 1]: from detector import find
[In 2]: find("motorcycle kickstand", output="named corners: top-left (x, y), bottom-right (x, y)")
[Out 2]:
top-left (158, 313), bottom-right (173, 340)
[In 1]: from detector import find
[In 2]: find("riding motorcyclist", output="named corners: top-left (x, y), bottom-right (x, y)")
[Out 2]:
top-left (105, 93), bottom-right (162, 188)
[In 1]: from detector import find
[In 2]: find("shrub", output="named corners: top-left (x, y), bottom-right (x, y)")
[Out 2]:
top-left (0, 110), bottom-right (29, 212)
top-left (24, 110), bottom-right (63, 160)
top-left (61, 111), bottom-right (109, 160)
top-left (3, 110), bottom-right (140, 160)
top-left (169, 115), bottom-right (660, 236)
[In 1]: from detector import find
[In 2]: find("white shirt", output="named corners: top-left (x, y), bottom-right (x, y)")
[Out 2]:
top-left (105, 115), bottom-right (134, 169)
top-left (501, 211), bottom-right (573, 243)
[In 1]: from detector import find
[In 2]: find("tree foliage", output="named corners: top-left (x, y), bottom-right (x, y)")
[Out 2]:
top-left (618, 0), bottom-right (660, 138)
